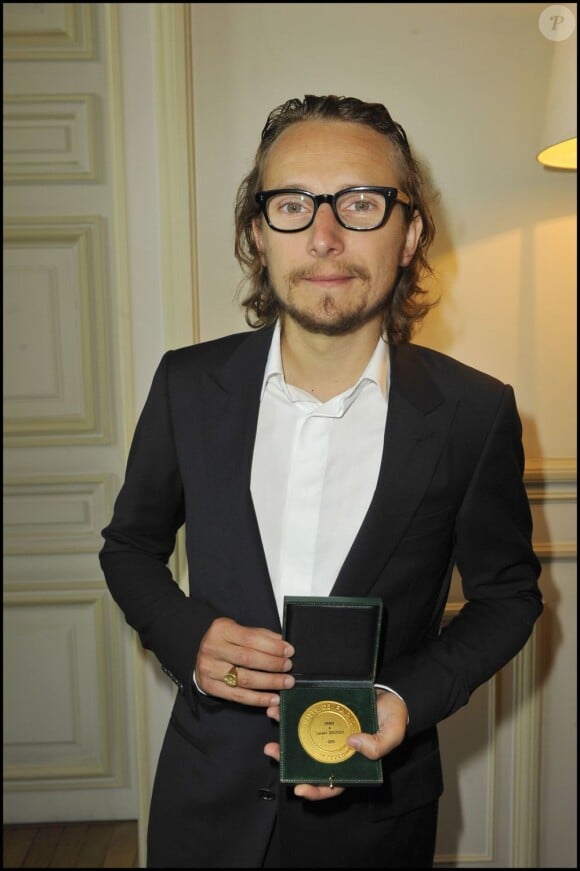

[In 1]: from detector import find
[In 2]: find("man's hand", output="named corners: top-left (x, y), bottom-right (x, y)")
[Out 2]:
top-left (263, 705), bottom-right (346, 801)
top-left (195, 616), bottom-right (295, 706)
top-left (346, 689), bottom-right (407, 759)
top-left (264, 689), bottom-right (407, 801)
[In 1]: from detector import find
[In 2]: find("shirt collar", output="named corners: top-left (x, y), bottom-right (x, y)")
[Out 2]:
top-left (260, 319), bottom-right (389, 403)
top-left (260, 320), bottom-right (285, 399)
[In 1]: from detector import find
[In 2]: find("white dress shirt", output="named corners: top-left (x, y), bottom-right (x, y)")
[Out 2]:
top-left (195, 322), bottom-right (405, 710)
top-left (251, 320), bottom-right (389, 622)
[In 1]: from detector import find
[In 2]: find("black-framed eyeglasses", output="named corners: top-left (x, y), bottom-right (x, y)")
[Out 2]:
top-left (255, 186), bottom-right (411, 233)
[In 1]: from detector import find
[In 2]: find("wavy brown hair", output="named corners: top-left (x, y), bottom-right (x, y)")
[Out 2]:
top-left (234, 95), bottom-right (437, 344)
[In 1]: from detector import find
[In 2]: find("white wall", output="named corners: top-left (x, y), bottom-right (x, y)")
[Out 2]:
top-left (189, 2), bottom-right (576, 459)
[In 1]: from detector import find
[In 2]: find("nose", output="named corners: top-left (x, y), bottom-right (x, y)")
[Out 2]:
top-left (307, 202), bottom-right (345, 257)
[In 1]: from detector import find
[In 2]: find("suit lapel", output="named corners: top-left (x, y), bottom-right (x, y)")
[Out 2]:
top-left (197, 331), bottom-right (456, 615)
top-left (332, 343), bottom-right (457, 597)
top-left (199, 326), bottom-right (280, 627)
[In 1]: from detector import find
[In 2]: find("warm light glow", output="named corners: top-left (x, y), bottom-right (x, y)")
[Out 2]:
top-left (537, 136), bottom-right (577, 169)
top-left (536, 25), bottom-right (577, 171)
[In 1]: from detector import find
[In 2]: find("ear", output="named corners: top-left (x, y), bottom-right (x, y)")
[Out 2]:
top-left (252, 217), bottom-right (267, 266)
top-left (399, 211), bottom-right (423, 267)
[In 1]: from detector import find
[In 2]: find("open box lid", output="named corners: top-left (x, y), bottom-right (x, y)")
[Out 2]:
top-left (283, 595), bottom-right (383, 683)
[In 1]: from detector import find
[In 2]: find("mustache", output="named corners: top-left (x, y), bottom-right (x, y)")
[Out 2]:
top-left (287, 262), bottom-right (371, 285)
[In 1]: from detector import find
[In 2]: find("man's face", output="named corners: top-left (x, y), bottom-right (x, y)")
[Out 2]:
top-left (252, 119), bottom-right (422, 337)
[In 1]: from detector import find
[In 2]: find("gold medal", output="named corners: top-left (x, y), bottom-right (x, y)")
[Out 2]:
top-left (297, 701), bottom-right (361, 764)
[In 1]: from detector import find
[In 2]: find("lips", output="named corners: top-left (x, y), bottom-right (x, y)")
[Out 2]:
top-left (288, 264), bottom-right (370, 286)
top-left (304, 274), bottom-right (353, 282)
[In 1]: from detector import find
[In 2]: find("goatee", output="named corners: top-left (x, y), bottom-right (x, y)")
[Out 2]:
top-left (273, 263), bottom-right (389, 337)
top-left (274, 292), bottom-right (389, 336)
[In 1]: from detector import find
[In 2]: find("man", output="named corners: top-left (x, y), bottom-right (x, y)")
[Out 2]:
top-left (100, 95), bottom-right (543, 868)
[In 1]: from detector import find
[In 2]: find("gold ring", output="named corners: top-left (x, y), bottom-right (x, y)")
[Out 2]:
top-left (223, 665), bottom-right (238, 687)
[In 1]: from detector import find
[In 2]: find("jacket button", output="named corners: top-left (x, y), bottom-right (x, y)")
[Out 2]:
top-left (258, 787), bottom-right (275, 800)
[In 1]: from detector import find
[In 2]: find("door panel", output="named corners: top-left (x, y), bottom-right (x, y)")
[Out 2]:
top-left (3, 3), bottom-right (137, 823)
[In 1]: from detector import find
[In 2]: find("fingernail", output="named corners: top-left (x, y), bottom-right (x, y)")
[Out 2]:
top-left (348, 737), bottom-right (362, 750)
top-left (283, 676), bottom-right (295, 689)
top-left (269, 696), bottom-right (280, 706)
top-left (283, 645), bottom-right (294, 657)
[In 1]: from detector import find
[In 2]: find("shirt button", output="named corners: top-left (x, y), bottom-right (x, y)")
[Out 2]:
top-left (258, 787), bottom-right (275, 800)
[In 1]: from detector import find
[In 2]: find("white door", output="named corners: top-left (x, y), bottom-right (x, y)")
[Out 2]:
top-left (3, 3), bottom-right (139, 823)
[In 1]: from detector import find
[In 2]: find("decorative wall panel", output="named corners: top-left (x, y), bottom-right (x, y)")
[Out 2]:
top-left (3, 475), bottom-right (114, 555)
top-left (436, 680), bottom-right (496, 863)
top-left (3, 94), bottom-right (99, 183)
top-left (526, 458), bottom-right (577, 560)
top-left (2, 4), bottom-right (95, 61)
top-left (3, 588), bottom-right (126, 790)
top-left (3, 217), bottom-right (111, 445)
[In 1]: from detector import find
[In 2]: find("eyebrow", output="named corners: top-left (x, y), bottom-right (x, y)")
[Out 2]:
top-left (263, 182), bottom-right (393, 192)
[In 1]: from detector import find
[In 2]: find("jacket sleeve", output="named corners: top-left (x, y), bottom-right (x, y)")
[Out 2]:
top-left (384, 385), bottom-right (543, 735)
top-left (99, 352), bottom-right (221, 703)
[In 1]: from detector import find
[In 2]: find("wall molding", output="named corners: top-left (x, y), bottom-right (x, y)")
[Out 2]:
top-left (3, 3), bottom-right (95, 61)
top-left (104, 4), bottom-right (147, 862)
top-left (524, 457), bottom-right (577, 487)
top-left (3, 216), bottom-right (111, 445)
top-left (511, 627), bottom-right (541, 866)
top-left (435, 613), bottom-right (541, 866)
top-left (526, 458), bottom-right (577, 562)
top-left (3, 586), bottom-right (127, 791)
top-left (153, 2), bottom-right (199, 353)
top-left (152, 6), bottom-right (197, 599)
top-left (3, 474), bottom-right (115, 555)
top-left (3, 93), bottom-right (100, 183)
